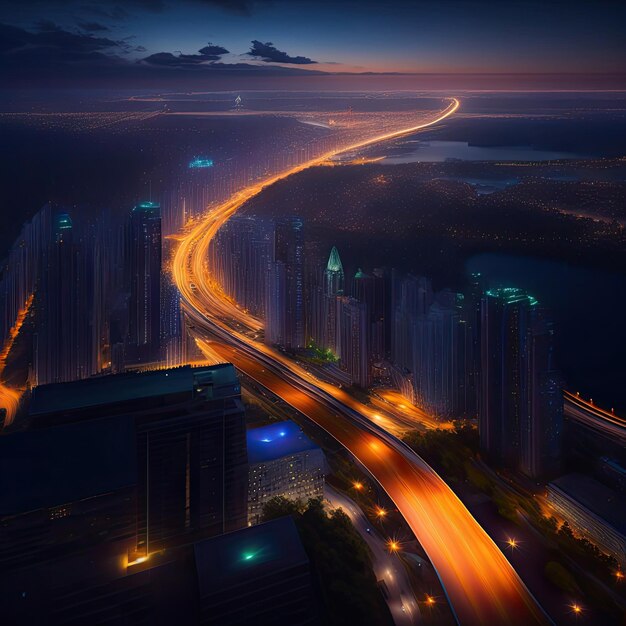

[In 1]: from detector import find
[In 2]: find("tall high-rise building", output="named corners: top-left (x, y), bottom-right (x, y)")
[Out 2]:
top-left (265, 260), bottom-right (287, 347)
top-left (34, 211), bottom-right (91, 385)
top-left (352, 267), bottom-right (388, 363)
top-left (479, 288), bottom-right (562, 477)
top-left (392, 275), bottom-right (432, 372)
top-left (336, 296), bottom-right (370, 388)
top-left (274, 218), bottom-right (304, 350)
top-left (128, 201), bottom-right (162, 363)
top-left (324, 246), bottom-right (344, 297)
top-left (321, 245), bottom-right (344, 353)
top-left (210, 216), bottom-right (273, 320)
top-left (524, 311), bottom-right (563, 477)
top-left (412, 290), bottom-right (470, 418)
top-left (265, 218), bottom-right (304, 350)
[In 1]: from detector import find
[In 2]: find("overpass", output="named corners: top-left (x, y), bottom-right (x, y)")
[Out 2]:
top-left (563, 390), bottom-right (626, 444)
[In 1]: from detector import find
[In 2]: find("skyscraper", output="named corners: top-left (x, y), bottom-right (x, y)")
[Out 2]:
top-left (34, 211), bottom-right (91, 385)
top-left (265, 218), bottom-right (304, 350)
top-left (392, 275), bottom-right (432, 372)
top-left (352, 267), bottom-right (388, 363)
top-left (129, 201), bottom-right (162, 363)
top-left (324, 246), bottom-right (344, 297)
top-left (337, 295), bottom-right (370, 388)
top-left (479, 287), bottom-right (562, 477)
top-left (322, 245), bottom-right (344, 353)
top-left (412, 290), bottom-right (469, 418)
top-left (524, 311), bottom-right (563, 477)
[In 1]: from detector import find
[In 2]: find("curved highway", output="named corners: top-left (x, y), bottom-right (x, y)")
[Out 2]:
top-left (172, 98), bottom-right (552, 625)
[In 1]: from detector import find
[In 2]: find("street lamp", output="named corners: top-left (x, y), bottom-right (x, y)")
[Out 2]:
top-left (387, 539), bottom-right (400, 553)
top-left (506, 537), bottom-right (519, 551)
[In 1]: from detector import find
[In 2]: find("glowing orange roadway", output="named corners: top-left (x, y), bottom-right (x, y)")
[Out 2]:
top-left (173, 98), bottom-right (551, 625)
top-left (0, 294), bottom-right (33, 427)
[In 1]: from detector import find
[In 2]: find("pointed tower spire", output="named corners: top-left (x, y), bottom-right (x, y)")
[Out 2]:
top-left (325, 246), bottom-right (344, 296)
top-left (326, 246), bottom-right (343, 273)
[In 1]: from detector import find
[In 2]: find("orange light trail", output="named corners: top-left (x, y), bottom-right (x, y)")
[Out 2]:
top-left (0, 295), bottom-right (33, 427)
top-left (173, 98), bottom-right (551, 625)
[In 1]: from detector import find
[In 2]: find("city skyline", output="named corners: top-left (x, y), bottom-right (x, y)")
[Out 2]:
top-left (1, 2), bottom-right (625, 624)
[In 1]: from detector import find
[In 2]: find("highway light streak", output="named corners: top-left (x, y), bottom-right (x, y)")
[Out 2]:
top-left (0, 294), bottom-right (33, 427)
top-left (173, 98), bottom-right (552, 625)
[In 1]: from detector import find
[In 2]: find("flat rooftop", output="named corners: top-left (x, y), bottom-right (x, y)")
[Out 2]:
top-left (0, 415), bottom-right (137, 516)
top-left (246, 420), bottom-right (319, 465)
top-left (549, 473), bottom-right (626, 535)
top-left (194, 516), bottom-right (308, 594)
top-left (29, 364), bottom-right (237, 417)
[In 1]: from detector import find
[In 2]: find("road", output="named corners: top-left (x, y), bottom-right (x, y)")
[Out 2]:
top-left (325, 484), bottom-right (421, 626)
top-left (172, 98), bottom-right (552, 625)
top-left (0, 294), bottom-right (32, 427)
top-left (563, 390), bottom-right (626, 444)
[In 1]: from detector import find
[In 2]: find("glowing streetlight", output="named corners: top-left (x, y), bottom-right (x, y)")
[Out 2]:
top-left (425, 595), bottom-right (436, 607)
top-left (615, 570), bottom-right (624, 582)
top-left (506, 537), bottom-right (518, 551)
top-left (570, 603), bottom-right (583, 617)
top-left (353, 481), bottom-right (363, 491)
top-left (376, 506), bottom-right (387, 518)
top-left (387, 539), bottom-right (400, 553)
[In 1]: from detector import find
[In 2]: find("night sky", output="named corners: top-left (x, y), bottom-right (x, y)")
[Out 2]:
top-left (1, 0), bottom-right (626, 89)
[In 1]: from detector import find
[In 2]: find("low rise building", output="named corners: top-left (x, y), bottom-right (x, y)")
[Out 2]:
top-left (247, 421), bottom-right (325, 525)
top-left (547, 473), bottom-right (626, 566)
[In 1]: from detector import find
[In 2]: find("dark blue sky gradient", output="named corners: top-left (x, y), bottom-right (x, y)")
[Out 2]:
top-left (1, 0), bottom-right (625, 88)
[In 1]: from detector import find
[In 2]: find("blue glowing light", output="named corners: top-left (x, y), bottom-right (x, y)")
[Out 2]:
top-left (247, 420), bottom-right (319, 464)
top-left (189, 157), bottom-right (214, 169)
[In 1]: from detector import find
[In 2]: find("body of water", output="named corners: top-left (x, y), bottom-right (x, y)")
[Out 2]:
top-left (382, 140), bottom-right (583, 164)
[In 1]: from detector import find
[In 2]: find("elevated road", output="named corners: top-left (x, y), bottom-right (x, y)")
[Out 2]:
top-left (563, 390), bottom-right (626, 444)
top-left (173, 98), bottom-right (551, 625)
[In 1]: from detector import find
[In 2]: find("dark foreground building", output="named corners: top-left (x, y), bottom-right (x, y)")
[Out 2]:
top-left (0, 364), bottom-right (248, 623)
top-left (195, 516), bottom-right (318, 625)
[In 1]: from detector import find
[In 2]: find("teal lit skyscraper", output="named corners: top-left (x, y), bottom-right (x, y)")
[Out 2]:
top-left (480, 288), bottom-right (562, 478)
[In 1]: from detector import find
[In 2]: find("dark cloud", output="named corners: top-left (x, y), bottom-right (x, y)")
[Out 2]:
top-left (77, 21), bottom-right (110, 33)
top-left (193, 0), bottom-right (256, 15)
top-left (247, 40), bottom-right (316, 65)
top-left (0, 21), bottom-right (126, 74)
top-left (141, 41), bottom-right (229, 67)
top-left (84, 5), bottom-right (130, 21)
top-left (198, 43), bottom-right (229, 57)
top-left (0, 21), bottom-right (323, 87)
top-left (34, 19), bottom-right (63, 31)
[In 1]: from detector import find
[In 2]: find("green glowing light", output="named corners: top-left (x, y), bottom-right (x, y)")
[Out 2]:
top-left (485, 287), bottom-right (538, 306)
top-left (134, 201), bottom-right (160, 211)
top-left (242, 551), bottom-right (256, 561)
top-left (326, 246), bottom-right (343, 273)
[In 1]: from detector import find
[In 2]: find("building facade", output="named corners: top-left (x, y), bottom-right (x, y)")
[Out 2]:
top-left (247, 421), bottom-right (325, 525)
